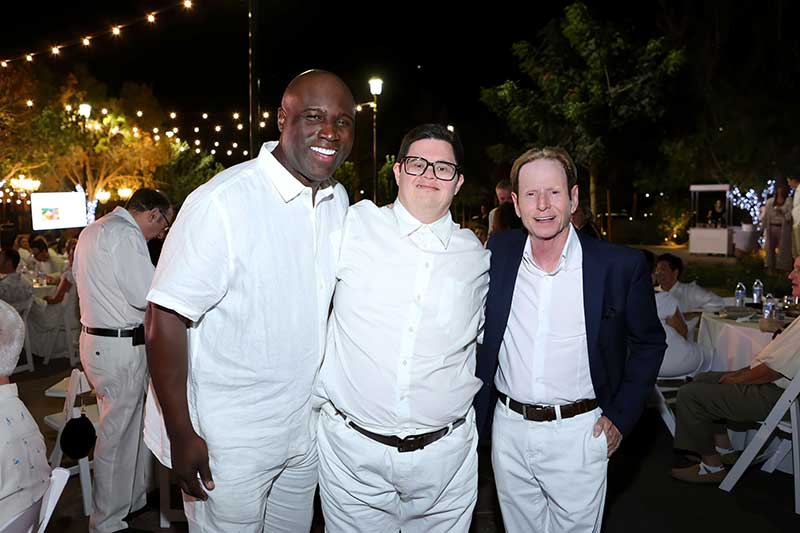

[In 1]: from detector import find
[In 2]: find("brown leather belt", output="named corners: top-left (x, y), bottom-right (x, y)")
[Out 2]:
top-left (497, 392), bottom-right (598, 422)
top-left (335, 409), bottom-right (465, 453)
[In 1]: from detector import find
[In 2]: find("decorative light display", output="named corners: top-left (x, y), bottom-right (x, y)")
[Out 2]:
top-left (727, 179), bottom-right (776, 225)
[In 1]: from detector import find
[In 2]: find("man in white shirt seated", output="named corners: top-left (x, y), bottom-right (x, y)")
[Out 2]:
top-left (0, 300), bottom-right (51, 525)
top-left (316, 124), bottom-right (490, 532)
top-left (655, 253), bottom-right (723, 337)
top-left (644, 250), bottom-right (713, 377)
top-left (26, 236), bottom-right (65, 282)
top-left (671, 256), bottom-right (800, 483)
top-left (0, 249), bottom-right (33, 308)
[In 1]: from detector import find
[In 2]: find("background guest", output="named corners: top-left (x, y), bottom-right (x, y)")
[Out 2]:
top-left (761, 184), bottom-right (794, 273)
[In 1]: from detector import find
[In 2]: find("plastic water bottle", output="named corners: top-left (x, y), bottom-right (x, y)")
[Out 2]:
top-left (763, 293), bottom-right (776, 319)
top-left (735, 282), bottom-right (746, 307)
top-left (752, 279), bottom-right (764, 305)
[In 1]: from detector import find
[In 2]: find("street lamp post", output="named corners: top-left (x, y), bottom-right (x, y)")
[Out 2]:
top-left (368, 78), bottom-right (383, 203)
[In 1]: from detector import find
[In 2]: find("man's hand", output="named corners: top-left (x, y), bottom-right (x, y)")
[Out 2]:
top-left (593, 416), bottom-right (622, 457)
top-left (719, 363), bottom-right (782, 385)
top-left (170, 429), bottom-right (215, 500)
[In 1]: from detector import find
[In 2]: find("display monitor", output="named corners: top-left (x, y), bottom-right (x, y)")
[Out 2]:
top-left (30, 192), bottom-right (87, 231)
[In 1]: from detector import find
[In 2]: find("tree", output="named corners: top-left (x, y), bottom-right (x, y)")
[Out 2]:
top-left (0, 65), bottom-right (45, 183)
top-left (154, 143), bottom-right (225, 206)
top-left (481, 2), bottom-right (684, 214)
top-left (333, 161), bottom-right (360, 202)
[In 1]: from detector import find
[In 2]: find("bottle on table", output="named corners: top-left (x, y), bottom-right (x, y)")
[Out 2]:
top-left (752, 279), bottom-right (764, 305)
top-left (735, 282), bottom-right (746, 307)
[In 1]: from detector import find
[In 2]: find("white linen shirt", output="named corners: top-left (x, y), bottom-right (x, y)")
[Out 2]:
top-left (145, 141), bottom-right (348, 466)
top-left (0, 384), bottom-right (50, 523)
top-left (752, 316), bottom-right (800, 389)
top-left (667, 280), bottom-right (724, 312)
top-left (495, 225), bottom-right (595, 405)
top-left (72, 206), bottom-right (154, 329)
top-left (317, 200), bottom-right (489, 435)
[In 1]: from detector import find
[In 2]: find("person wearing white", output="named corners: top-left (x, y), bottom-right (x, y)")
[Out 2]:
top-left (655, 292), bottom-right (712, 377)
top-left (0, 300), bottom-right (51, 526)
top-left (73, 189), bottom-right (172, 533)
top-left (144, 70), bottom-right (355, 533)
top-left (655, 253), bottom-right (723, 338)
top-left (789, 176), bottom-right (800, 258)
top-left (475, 148), bottom-right (665, 533)
top-left (316, 125), bottom-right (489, 532)
top-left (0, 249), bottom-right (33, 308)
top-left (26, 237), bottom-right (65, 281)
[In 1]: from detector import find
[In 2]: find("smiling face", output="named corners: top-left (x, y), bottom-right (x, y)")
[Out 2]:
top-left (654, 260), bottom-right (679, 291)
top-left (394, 139), bottom-right (464, 224)
top-left (273, 71), bottom-right (355, 187)
top-left (512, 158), bottom-right (578, 244)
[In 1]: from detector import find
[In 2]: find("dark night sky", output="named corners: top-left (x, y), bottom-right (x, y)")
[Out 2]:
top-left (0, 0), bottom-right (578, 193)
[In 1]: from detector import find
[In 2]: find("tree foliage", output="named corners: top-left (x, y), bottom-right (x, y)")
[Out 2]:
top-left (481, 2), bottom-right (684, 211)
top-left (154, 143), bottom-right (225, 206)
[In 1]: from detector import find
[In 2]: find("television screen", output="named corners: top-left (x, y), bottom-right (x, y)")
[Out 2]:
top-left (30, 192), bottom-right (87, 231)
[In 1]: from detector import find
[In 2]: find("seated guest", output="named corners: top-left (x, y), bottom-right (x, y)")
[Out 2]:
top-left (0, 300), bottom-right (51, 523)
top-left (13, 233), bottom-right (32, 265)
top-left (47, 238), bottom-right (78, 304)
top-left (0, 250), bottom-right (33, 308)
top-left (655, 253), bottom-right (724, 312)
top-left (24, 237), bottom-right (65, 282)
top-left (671, 256), bottom-right (800, 483)
top-left (644, 251), bottom-right (713, 377)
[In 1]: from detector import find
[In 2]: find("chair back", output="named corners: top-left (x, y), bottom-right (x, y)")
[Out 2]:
top-left (0, 467), bottom-right (69, 533)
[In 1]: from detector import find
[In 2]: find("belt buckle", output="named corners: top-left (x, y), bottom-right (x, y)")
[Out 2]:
top-left (397, 434), bottom-right (426, 453)
top-left (522, 404), bottom-right (549, 421)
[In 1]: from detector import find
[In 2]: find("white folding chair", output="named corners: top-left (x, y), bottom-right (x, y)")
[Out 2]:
top-left (653, 375), bottom-right (693, 437)
top-left (43, 369), bottom-right (98, 516)
top-left (41, 289), bottom-right (81, 366)
top-left (11, 297), bottom-right (34, 374)
top-left (720, 366), bottom-right (800, 515)
top-left (0, 467), bottom-right (70, 533)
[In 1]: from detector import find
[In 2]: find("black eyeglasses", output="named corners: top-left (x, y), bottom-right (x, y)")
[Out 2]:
top-left (400, 156), bottom-right (461, 181)
top-left (157, 209), bottom-right (171, 233)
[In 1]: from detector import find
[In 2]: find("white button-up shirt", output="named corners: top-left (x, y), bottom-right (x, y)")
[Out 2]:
top-left (496, 225), bottom-right (595, 405)
top-left (753, 316), bottom-right (800, 389)
top-left (0, 384), bottom-right (51, 523)
top-left (667, 280), bottom-right (724, 312)
top-left (145, 141), bottom-right (348, 466)
top-left (317, 200), bottom-right (489, 434)
top-left (73, 206), bottom-right (154, 329)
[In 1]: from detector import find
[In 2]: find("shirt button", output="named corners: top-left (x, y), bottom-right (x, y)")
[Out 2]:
top-left (408, 326), bottom-right (413, 332)
top-left (424, 261), bottom-right (430, 269)
top-left (402, 360), bottom-right (407, 366)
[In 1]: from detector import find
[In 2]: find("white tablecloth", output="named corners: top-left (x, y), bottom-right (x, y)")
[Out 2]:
top-left (696, 312), bottom-right (774, 371)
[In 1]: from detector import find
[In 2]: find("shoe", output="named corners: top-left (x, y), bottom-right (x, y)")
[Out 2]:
top-left (670, 463), bottom-right (727, 484)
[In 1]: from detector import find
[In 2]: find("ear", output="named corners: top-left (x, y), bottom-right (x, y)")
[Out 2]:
top-left (453, 173), bottom-right (465, 196)
top-left (277, 107), bottom-right (287, 132)
top-left (569, 185), bottom-right (579, 214)
top-left (512, 192), bottom-right (522, 218)
top-left (393, 162), bottom-right (402, 187)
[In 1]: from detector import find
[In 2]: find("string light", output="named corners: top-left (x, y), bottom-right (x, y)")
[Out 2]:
top-left (83, 37), bottom-right (91, 46)
top-left (727, 179), bottom-right (776, 225)
top-left (262, 112), bottom-right (269, 118)
top-left (26, 54), bottom-right (33, 62)
top-left (148, 13), bottom-right (157, 23)
top-left (195, 148), bottom-right (201, 153)
top-left (112, 26), bottom-right (122, 36)
top-left (184, 0), bottom-right (193, 8)
top-left (236, 124), bottom-right (243, 130)
top-left (26, 100), bottom-right (33, 107)
top-left (65, 104), bottom-right (73, 112)
top-left (202, 113), bottom-right (208, 119)
top-left (169, 112), bottom-right (177, 119)
top-left (1, 61), bottom-right (7, 68)
top-left (214, 125), bottom-right (221, 132)
top-left (194, 139), bottom-right (201, 145)
top-left (193, 127), bottom-right (200, 133)
top-left (232, 142), bottom-right (238, 148)
top-left (51, 46), bottom-right (60, 55)
top-left (136, 110), bottom-right (143, 117)
top-left (101, 108), bottom-right (108, 115)
top-left (259, 121), bottom-right (266, 128)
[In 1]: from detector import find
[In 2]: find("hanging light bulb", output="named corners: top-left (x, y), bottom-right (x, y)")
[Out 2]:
top-left (51, 46), bottom-right (61, 55)
top-left (147, 13), bottom-right (156, 23)
top-left (112, 26), bottom-right (121, 36)
top-left (83, 37), bottom-right (91, 46)
top-left (26, 54), bottom-right (34, 62)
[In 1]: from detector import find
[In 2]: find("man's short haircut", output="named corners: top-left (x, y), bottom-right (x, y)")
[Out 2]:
top-left (510, 147), bottom-right (578, 194)
top-left (396, 124), bottom-right (464, 167)
top-left (656, 253), bottom-right (683, 278)
top-left (126, 188), bottom-right (171, 213)
top-left (1, 249), bottom-right (21, 270)
top-left (495, 179), bottom-right (511, 191)
top-left (642, 249), bottom-right (656, 273)
top-left (30, 236), bottom-right (48, 254)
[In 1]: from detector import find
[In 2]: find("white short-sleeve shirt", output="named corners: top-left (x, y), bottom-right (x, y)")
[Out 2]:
top-left (145, 142), bottom-right (348, 465)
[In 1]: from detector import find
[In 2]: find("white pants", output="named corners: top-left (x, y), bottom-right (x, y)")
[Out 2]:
top-left (80, 333), bottom-right (151, 533)
top-left (492, 402), bottom-right (608, 533)
top-left (183, 442), bottom-right (318, 532)
top-left (317, 405), bottom-right (478, 533)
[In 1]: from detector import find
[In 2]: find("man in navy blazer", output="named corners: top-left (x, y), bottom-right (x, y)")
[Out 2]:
top-left (474, 147), bottom-right (665, 532)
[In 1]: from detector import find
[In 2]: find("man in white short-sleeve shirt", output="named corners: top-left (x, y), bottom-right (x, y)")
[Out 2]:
top-left (316, 124), bottom-right (490, 532)
top-left (73, 188), bottom-right (172, 533)
top-left (144, 70), bottom-right (355, 533)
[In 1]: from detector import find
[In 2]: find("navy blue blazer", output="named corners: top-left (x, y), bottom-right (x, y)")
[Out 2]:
top-left (474, 228), bottom-right (666, 437)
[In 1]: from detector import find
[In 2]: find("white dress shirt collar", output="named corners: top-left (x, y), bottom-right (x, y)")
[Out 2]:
top-left (393, 199), bottom-right (455, 249)
top-left (524, 224), bottom-right (581, 275)
top-left (258, 141), bottom-right (335, 204)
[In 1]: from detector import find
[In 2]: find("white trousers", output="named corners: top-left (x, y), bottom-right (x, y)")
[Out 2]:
top-left (183, 442), bottom-right (318, 532)
top-left (492, 402), bottom-right (608, 533)
top-left (80, 333), bottom-right (151, 533)
top-left (317, 405), bottom-right (478, 533)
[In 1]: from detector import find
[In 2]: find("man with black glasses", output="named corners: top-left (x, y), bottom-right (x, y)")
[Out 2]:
top-left (72, 188), bottom-right (172, 533)
top-left (315, 123), bottom-right (489, 532)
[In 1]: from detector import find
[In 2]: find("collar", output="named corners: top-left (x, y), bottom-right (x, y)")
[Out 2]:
top-left (258, 141), bottom-right (334, 204)
top-left (0, 383), bottom-right (18, 400)
top-left (112, 206), bottom-right (144, 236)
top-left (393, 199), bottom-right (455, 249)
top-left (524, 224), bottom-right (582, 274)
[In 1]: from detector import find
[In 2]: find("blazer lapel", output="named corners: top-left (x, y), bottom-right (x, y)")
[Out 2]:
top-left (579, 232), bottom-right (605, 361)
top-left (494, 230), bottom-right (527, 350)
